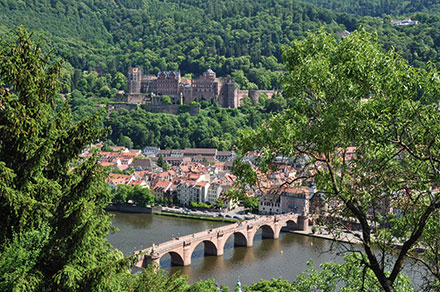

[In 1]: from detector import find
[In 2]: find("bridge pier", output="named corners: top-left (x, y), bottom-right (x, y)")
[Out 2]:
top-left (183, 242), bottom-right (192, 266)
top-left (297, 215), bottom-right (309, 231)
top-left (139, 254), bottom-right (160, 268)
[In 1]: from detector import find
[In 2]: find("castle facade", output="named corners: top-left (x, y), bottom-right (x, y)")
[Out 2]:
top-left (119, 67), bottom-right (276, 109)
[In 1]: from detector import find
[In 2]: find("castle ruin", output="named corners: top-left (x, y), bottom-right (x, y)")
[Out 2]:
top-left (116, 67), bottom-right (276, 109)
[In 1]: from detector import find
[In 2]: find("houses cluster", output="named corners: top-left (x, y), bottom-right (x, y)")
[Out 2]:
top-left (245, 158), bottom-right (319, 216)
top-left (81, 145), bottom-right (238, 209)
top-left (80, 145), bottom-right (334, 216)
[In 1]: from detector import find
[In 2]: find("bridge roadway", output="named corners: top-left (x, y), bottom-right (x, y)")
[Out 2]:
top-left (135, 213), bottom-right (308, 267)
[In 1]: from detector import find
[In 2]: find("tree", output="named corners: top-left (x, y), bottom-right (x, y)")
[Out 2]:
top-left (234, 29), bottom-right (440, 291)
top-left (242, 196), bottom-right (258, 212)
top-left (0, 27), bottom-right (133, 291)
top-left (112, 184), bottom-right (132, 204)
top-left (112, 72), bottom-right (127, 90)
top-left (157, 154), bottom-right (165, 167)
top-left (131, 185), bottom-right (155, 207)
top-left (186, 279), bottom-right (229, 292)
top-left (215, 199), bottom-right (225, 208)
top-left (162, 95), bottom-right (172, 105)
top-left (244, 278), bottom-right (298, 292)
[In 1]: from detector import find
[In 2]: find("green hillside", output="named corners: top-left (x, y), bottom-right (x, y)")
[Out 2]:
top-left (2, 0), bottom-right (440, 77)
top-left (0, 0), bottom-right (342, 78)
top-left (3, 0), bottom-right (440, 150)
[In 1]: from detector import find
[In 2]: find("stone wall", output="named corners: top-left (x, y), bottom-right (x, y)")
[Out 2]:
top-left (142, 104), bottom-right (200, 116)
top-left (108, 103), bottom-right (138, 115)
top-left (237, 90), bottom-right (277, 104)
top-left (105, 204), bottom-right (155, 213)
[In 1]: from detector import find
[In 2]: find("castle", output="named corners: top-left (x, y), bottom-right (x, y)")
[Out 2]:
top-left (116, 67), bottom-right (276, 109)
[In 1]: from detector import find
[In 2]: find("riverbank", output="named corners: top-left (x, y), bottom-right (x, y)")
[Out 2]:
top-left (154, 211), bottom-right (238, 223)
top-left (288, 229), bottom-right (425, 252)
top-left (287, 229), bottom-right (362, 245)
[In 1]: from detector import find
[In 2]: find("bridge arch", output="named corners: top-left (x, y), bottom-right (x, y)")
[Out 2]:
top-left (250, 224), bottom-right (278, 243)
top-left (281, 216), bottom-right (310, 231)
top-left (190, 239), bottom-right (219, 258)
top-left (283, 219), bottom-right (299, 230)
top-left (221, 230), bottom-right (248, 252)
top-left (159, 251), bottom-right (184, 266)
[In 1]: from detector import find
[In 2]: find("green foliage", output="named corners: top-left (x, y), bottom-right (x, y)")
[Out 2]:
top-left (111, 184), bottom-right (133, 204)
top-left (0, 27), bottom-right (134, 291)
top-left (105, 100), bottom-right (286, 150)
top-left (101, 145), bottom-right (114, 152)
top-left (130, 265), bottom-right (189, 292)
top-left (215, 198), bottom-right (225, 208)
top-left (241, 196), bottom-right (258, 212)
top-left (235, 28), bottom-right (440, 291)
top-left (245, 278), bottom-right (298, 292)
top-left (0, 223), bottom-right (51, 291)
top-left (243, 254), bottom-right (414, 291)
top-left (132, 185), bottom-right (155, 207)
top-left (187, 278), bottom-right (229, 292)
top-left (0, 0), bottom-right (345, 93)
top-left (111, 184), bottom-right (155, 206)
top-left (157, 154), bottom-right (170, 169)
top-left (190, 201), bottom-right (213, 209)
top-left (293, 254), bottom-right (414, 292)
top-left (162, 95), bottom-right (172, 105)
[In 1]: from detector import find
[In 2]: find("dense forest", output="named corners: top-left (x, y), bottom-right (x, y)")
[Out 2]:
top-left (3, 0), bottom-right (440, 149)
top-left (302, 0), bottom-right (440, 17)
top-left (105, 95), bottom-right (288, 150)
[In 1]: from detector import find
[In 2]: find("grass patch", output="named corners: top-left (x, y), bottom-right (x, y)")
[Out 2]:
top-left (154, 211), bottom-right (238, 223)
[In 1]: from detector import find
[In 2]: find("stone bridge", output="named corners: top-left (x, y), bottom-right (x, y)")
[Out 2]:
top-left (135, 213), bottom-right (308, 267)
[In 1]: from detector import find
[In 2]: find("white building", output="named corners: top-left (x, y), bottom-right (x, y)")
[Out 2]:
top-left (176, 180), bottom-right (210, 205)
top-left (206, 182), bottom-right (222, 204)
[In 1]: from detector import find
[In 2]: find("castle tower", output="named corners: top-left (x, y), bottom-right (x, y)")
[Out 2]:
top-left (203, 68), bottom-right (216, 79)
top-left (127, 67), bottom-right (142, 94)
top-left (221, 78), bottom-right (238, 108)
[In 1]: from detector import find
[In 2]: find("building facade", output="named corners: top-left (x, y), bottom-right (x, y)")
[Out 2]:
top-left (122, 67), bottom-right (276, 109)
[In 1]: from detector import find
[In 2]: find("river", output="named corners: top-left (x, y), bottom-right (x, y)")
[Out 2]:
top-left (107, 212), bottom-right (343, 289)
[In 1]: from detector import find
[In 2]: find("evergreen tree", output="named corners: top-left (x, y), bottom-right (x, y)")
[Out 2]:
top-left (0, 27), bottom-right (131, 291)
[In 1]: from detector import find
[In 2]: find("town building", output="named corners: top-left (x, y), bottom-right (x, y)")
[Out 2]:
top-left (130, 158), bottom-right (161, 172)
top-left (391, 18), bottom-right (419, 26)
top-left (280, 187), bottom-right (311, 215)
top-left (206, 181), bottom-right (223, 204)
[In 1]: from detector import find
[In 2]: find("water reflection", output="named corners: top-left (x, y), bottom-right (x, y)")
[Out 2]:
top-left (108, 212), bottom-right (341, 289)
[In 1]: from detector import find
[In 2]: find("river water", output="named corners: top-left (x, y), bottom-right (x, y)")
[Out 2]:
top-left (107, 212), bottom-right (343, 289)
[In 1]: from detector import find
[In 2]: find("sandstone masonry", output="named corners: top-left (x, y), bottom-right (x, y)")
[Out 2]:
top-left (115, 67), bottom-right (277, 109)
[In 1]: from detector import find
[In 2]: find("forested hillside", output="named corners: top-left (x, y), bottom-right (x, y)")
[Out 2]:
top-left (3, 0), bottom-right (440, 149)
top-left (302, 0), bottom-right (440, 17)
top-left (0, 0), bottom-right (342, 86)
